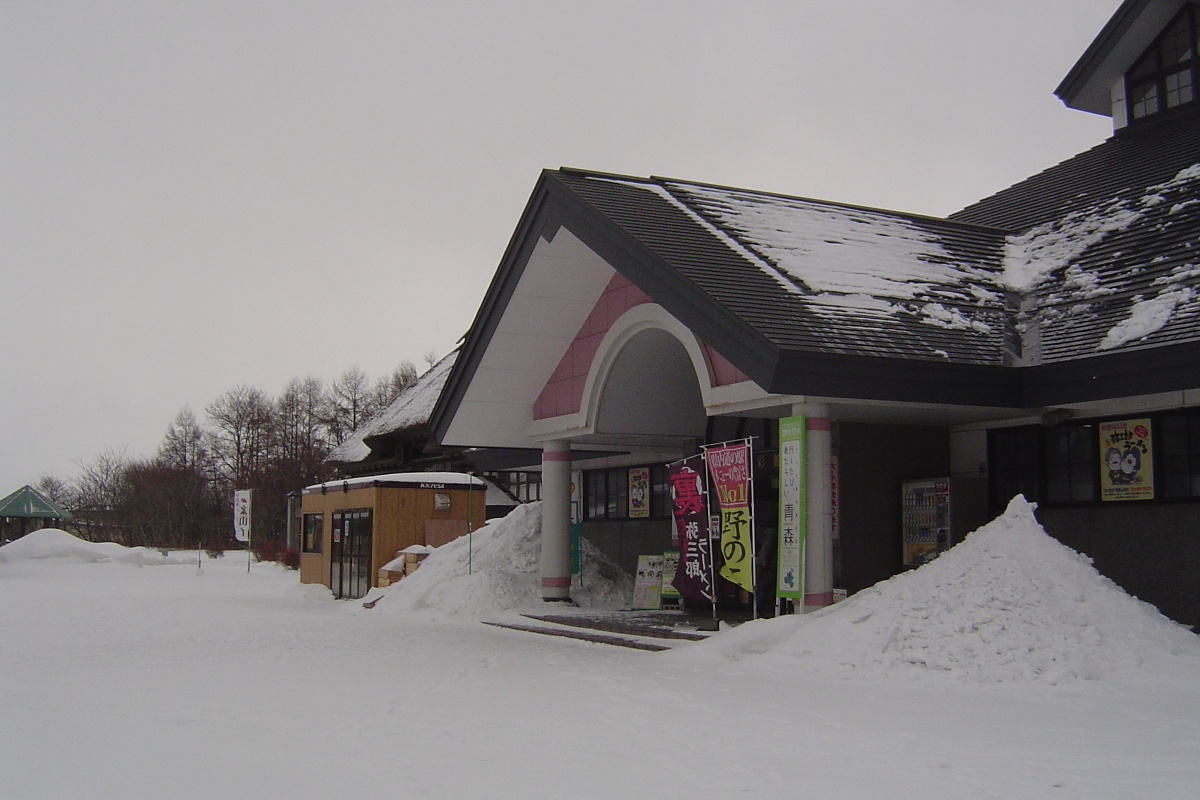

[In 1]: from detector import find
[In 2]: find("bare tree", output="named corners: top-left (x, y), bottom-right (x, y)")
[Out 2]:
top-left (276, 376), bottom-right (331, 486)
top-left (206, 386), bottom-right (275, 489)
top-left (35, 474), bottom-right (72, 507)
top-left (70, 448), bottom-right (131, 542)
top-left (324, 367), bottom-right (372, 445)
top-left (158, 407), bottom-right (210, 472)
top-left (369, 360), bottom-right (419, 413)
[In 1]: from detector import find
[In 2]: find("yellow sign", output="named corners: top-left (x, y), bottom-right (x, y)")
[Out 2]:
top-left (707, 442), bottom-right (754, 593)
top-left (1099, 419), bottom-right (1154, 501)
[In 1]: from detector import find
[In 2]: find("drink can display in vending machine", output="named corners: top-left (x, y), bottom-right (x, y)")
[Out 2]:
top-left (901, 477), bottom-right (988, 566)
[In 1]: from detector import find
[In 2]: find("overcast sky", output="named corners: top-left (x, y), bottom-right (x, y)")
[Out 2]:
top-left (1, 1), bottom-right (1118, 491)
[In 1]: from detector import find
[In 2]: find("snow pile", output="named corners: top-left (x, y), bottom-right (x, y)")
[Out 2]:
top-left (673, 497), bottom-right (1199, 685)
top-left (0, 528), bottom-right (187, 567)
top-left (376, 502), bottom-right (631, 622)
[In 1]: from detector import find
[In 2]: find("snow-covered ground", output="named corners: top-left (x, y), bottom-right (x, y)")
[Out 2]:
top-left (2, 500), bottom-right (1198, 799)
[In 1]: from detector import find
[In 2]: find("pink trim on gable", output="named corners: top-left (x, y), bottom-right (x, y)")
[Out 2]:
top-left (533, 273), bottom-right (652, 420)
top-left (705, 345), bottom-right (749, 386)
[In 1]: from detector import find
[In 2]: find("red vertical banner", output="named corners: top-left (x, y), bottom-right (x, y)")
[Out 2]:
top-left (668, 456), bottom-right (713, 602)
top-left (706, 441), bottom-right (754, 594)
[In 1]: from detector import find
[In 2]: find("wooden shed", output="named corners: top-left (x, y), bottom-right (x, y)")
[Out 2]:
top-left (299, 472), bottom-right (486, 599)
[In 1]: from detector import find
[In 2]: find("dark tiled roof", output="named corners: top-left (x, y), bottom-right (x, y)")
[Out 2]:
top-left (553, 171), bottom-right (1011, 368)
top-left (950, 106), bottom-right (1200, 231)
top-left (953, 111), bottom-right (1200, 364)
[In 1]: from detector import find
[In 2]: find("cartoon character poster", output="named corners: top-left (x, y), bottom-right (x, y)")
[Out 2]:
top-left (1099, 419), bottom-right (1154, 501)
top-left (628, 467), bottom-right (650, 518)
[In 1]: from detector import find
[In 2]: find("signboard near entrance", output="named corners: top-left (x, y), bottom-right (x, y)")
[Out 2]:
top-left (632, 554), bottom-right (664, 609)
top-left (777, 416), bottom-right (805, 601)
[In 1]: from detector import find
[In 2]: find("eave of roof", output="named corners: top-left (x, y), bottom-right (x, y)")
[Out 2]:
top-left (1054, 0), bottom-right (1189, 116)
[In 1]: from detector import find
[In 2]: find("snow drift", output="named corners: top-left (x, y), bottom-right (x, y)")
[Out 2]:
top-left (672, 496), bottom-right (1200, 684)
top-left (374, 502), bottom-right (631, 622)
top-left (0, 528), bottom-right (187, 567)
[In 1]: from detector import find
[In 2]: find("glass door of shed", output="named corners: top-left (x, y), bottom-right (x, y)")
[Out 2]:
top-left (330, 509), bottom-right (372, 599)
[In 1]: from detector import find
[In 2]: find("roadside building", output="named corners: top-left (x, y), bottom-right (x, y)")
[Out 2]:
top-left (430, 0), bottom-right (1200, 627)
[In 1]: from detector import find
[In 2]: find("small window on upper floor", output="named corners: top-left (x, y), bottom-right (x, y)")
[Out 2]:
top-left (1126, 5), bottom-right (1200, 124)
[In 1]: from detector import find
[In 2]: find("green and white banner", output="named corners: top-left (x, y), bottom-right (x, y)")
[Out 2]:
top-left (776, 416), bottom-right (805, 600)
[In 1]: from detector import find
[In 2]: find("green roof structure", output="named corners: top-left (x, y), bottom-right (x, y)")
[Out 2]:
top-left (0, 485), bottom-right (72, 520)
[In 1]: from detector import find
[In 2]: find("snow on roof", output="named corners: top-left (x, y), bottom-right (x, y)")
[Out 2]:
top-left (659, 181), bottom-right (1006, 333)
top-left (1003, 161), bottom-right (1200, 359)
top-left (328, 350), bottom-right (458, 463)
top-left (1003, 198), bottom-right (1144, 294)
top-left (669, 496), bottom-right (1200, 684)
top-left (304, 471), bottom-right (486, 493)
top-left (674, 183), bottom-right (999, 302)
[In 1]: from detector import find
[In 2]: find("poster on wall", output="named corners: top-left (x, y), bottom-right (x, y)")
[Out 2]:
top-left (668, 456), bottom-right (713, 602)
top-left (1099, 419), bottom-right (1154, 501)
top-left (628, 467), bottom-right (650, 518)
top-left (632, 554), bottom-right (664, 609)
top-left (777, 416), bottom-right (805, 601)
top-left (706, 440), bottom-right (755, 594)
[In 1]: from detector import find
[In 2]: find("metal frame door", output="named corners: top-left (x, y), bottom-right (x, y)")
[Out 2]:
top-left (330, 509), bottom-right (372, 599)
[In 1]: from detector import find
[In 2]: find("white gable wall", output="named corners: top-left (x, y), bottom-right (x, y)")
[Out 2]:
top-left (441, 227), bottom-right (615, 449)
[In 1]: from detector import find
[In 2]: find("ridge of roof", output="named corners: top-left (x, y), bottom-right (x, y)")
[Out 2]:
top-left (560, 168), bottom-right (1009, 235)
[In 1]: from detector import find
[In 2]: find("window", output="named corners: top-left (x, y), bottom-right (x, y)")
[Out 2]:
top-left (1126, 5), bottom-right (1200, 123)
top-left (302, 513), bottom-right (323, 553)
top-left (584, 465), bottom-right (672, 520)
top-left (1160, 411), bottom-right (1200, 497)
top-left (482, 471), bottom-right (541, 502)
top-left (990, 427), bottom-right (1043, 506)
top-left (650, 465), bottom-right (670, 518)
top-left (990, 424), bottom-right (1097, 506)
top-left (1045, 425), bottom-right (1097, 503)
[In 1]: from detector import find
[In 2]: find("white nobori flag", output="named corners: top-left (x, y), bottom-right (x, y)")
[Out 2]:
top-left (233, 490), bottom-right (252, 543)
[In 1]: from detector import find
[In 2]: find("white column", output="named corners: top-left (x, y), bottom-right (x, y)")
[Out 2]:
top-left (539, 440), bottom-right (573, 601)
top-left (802, 405), bottom-right (833, 611)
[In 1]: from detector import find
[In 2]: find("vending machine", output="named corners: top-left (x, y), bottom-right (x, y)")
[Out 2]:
top-left (901, 477), bottom-right (987, 566)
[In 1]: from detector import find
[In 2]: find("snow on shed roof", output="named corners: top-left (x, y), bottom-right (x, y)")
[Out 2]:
top-left (327, 350), bottom-right (458, 464)
top-left (303, 471), bottom-right (486, 493)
